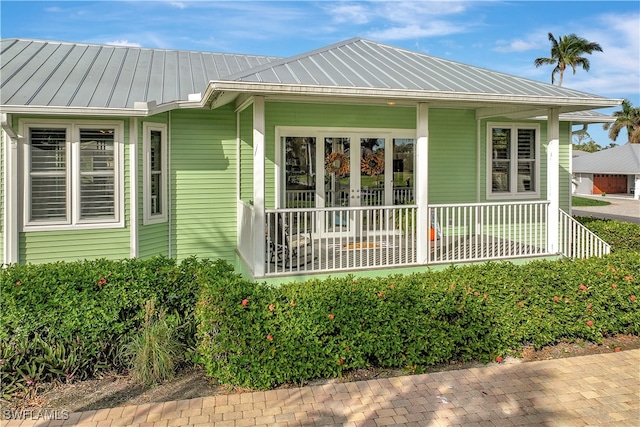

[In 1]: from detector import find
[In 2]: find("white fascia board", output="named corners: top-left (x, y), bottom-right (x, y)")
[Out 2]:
top-left (205, 81), bottom-right (623, 109)
top-left (0, 100), bottom-right (207, 117)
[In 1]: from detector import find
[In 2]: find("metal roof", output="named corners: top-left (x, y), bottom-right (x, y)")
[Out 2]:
top-left (0, 37), bottom-right (621, 116)
top-left (573, 144), bottom-right (640, 174)
top-left (224, 38), bottom-right (612, 101)
top-left (0, 38), bottom-right (280, 109)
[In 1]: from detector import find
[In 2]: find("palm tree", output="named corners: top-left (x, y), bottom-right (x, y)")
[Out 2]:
top-left (603, 99), bottom-right (640, 144)
top-left (534, 33), bottom-right (603, 86)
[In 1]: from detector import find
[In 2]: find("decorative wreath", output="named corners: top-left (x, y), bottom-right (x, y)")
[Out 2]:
top-left (361, 152), bottom-right (385, 176)
top-left (325, 152), bottom-right (350, 176)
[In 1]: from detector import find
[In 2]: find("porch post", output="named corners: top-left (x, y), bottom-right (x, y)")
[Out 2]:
top-left (253, 96), bottom-right (266, 277)
top-left (547, 108), bottom-right (560, 254)
top-left (416, 103), bottom-right (429, 264)
top-left (634, 175), bottom-right (640, 200)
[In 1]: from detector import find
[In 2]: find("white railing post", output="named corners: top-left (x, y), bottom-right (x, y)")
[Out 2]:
top-left (547, 108), bottom-right (560, 254)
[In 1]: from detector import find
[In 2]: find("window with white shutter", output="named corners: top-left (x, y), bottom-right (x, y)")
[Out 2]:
top-left (487, 123), bottom-right (539, 198)
top-left (21, 120), bottom-right (124, 230)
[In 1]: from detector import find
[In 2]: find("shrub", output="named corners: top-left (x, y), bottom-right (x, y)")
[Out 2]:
top-left (575, 217), bottom-right (640, 253)
top-left (0, 256), bottom-right (208, 400)
top-left (196, 252), bottom-right (640, 389)
top-left (120, 300), bottom-right (183, 386)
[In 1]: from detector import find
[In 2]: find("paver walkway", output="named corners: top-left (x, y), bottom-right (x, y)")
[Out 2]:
top-left (4, 349), bottom-right (639, 427)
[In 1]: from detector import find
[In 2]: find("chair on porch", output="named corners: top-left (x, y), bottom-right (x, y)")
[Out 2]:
top-left (267, 214), bottom-right (313, 267)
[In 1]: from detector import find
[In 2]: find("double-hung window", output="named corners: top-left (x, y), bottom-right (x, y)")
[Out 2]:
top-left (21, 120), bottom-right (124, 230)
top-left (143, 123), bottom-right (167, 224)
top-left (487, 123), bottom-right (539, 198)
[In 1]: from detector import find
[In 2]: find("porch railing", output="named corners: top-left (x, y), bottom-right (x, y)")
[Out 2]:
top-left (559, 209), bottom-right (610, 258)
top-left (265, 205), bottom-right (417, 276)
top-left (427, 201), bottom-right (550, 263)
top-left (254, 201), bottom-right (611, 277)
top-left (285, 187), bottom-right (414, 208)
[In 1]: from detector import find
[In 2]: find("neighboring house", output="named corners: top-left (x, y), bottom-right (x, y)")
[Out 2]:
top-left (573, 144), bottom-right (640, 199)
top-left (1, 38), bottom-right (619, 279)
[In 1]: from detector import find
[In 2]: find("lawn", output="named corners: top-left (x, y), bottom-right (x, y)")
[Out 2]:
top-left (572, 196), bottom-right (611, 207)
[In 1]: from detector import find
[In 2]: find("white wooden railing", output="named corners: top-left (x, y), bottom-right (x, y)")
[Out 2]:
top-left (559, 209), bottom-right (610, 258)
top-left (252, 201), bottom-right (611, 277)
top-left (285, 187), bottom-right (414, 208)
top-left (265, 205), bottom-right (417, 275)
top-left (427, 201), bottom-right (550, 263)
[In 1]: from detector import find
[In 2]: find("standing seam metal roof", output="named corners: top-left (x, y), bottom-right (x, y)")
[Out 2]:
top-left (573, 144), bottom-right (640, 174)
top-left (1, 37), bottom-right (614, 111)
top-left (0, 38), bottom-right (280, 109)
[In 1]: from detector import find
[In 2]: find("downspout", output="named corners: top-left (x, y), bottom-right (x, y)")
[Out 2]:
top-left (167, 111), bottom-right (172, 258)
top-left (130, 118), bottom-right (139, 258)
top-left (476, 118), bottom-right (481, 202)
top-left (1, 113), bottom-right (19, 265)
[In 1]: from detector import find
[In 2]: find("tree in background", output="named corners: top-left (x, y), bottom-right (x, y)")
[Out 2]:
top-left (572, 129), bottom-right (600, 153)
top-left (534, 33), bottom-right (602, 86)
top-left (603, 99), bottom-right (640, 144)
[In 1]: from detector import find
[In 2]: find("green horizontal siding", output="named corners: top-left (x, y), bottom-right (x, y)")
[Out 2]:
top-left (239, 107), bottom-right (253, 202)
top-left (170, 106), bottom-right (237, 262)
top-left (19, 229), bottom-right (130, 263)
top-left (428, 109), bottom-right (478, 204)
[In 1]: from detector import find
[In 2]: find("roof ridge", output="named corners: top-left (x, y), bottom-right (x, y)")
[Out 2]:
top-left (218, 37), bottom-right (365, 81)
top-left (0, 37), bottom-right (281, 60)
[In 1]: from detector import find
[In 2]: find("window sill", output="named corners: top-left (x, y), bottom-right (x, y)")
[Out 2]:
top-left (21, 221), bottom-right (125, 233)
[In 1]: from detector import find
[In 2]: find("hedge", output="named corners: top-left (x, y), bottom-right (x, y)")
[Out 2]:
top-left (0, 256), bottom-right (221, 399)
top-left (196, 252), bottom-right (640, 389)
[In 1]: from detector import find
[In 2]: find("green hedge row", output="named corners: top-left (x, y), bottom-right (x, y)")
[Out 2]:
top-left (0, 256), bottom-right (221, 399)
top-left (576, 216), bottom-right (640, 253)
top-left (196, 252), bottom-right (640, 389)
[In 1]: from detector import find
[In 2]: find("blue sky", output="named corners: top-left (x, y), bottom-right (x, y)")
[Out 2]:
top-left (1, 1), bottom-right (638, 145)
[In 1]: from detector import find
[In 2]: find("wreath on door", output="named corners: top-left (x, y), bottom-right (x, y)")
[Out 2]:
top-left (325, 152), bottom-right (350, 176)
top-left (360, 152), bottom-right (385, 176)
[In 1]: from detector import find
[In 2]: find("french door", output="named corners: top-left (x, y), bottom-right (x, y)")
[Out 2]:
top-left (281, 129), bottom-right (415, 236)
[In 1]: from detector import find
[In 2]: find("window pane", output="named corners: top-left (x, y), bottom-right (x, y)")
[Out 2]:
top-left (284, 137), bottom-right (316, 208)
top-left (150, 130), bottom-right (162, 172)
top-left (81, 176), bottom-right (115, 218)
top-left (29, 128), bottom-right (67, 221)
top-left (393, 138), bottom-right (414, 204)
top-left (492, 128), bottom-right (510, 159)
top-left (492, 161), bottom-right (510, 192)
top-left (518, 162), bottom-right (535, 192)
top-left (80, 129), bottom-right (115, 219)
top-left (517, 129), bottom-right (535, 159)
top-left (151, 172), bottom-right (161, 214)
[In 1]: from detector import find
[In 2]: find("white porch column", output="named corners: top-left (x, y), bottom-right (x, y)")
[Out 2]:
top-left (416, 103), bottom-right (429, 264)
top-left (546, 108), bottom-right (560, 254)
top-left (252, 96), bottom-right (266, 277)
top-left (634, 175), bottom-right (640, 200)
top-left (2, 115), bottom-right (19, 265)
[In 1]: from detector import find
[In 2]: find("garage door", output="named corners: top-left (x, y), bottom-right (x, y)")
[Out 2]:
top-left (593, 174), bottom-right (627, 194)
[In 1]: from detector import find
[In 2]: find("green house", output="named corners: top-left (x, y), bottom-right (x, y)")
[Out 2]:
top-left (0, 38), bottom-right (620, 279)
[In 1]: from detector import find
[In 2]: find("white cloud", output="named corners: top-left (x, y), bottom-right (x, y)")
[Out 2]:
top-left (494, 39), bottom-right (542, 53)
top-left (329, 4), bottom-right (371, 25)
top-left (367, 22), bottom-right (466, 40)
top-left (168, 2), bottom-right (186, 9)
top-left (105, 39), bottom-right (143, 47)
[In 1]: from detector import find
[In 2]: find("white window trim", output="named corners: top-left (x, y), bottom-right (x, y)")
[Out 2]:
top-left (19, 118), bottom-right (125, 232)
top-left (275, 126), bottom-right (416, 208)
top-left (142, 122), bottom-right (168, 225)
top-left (486, 122), bottom-right (540, 200)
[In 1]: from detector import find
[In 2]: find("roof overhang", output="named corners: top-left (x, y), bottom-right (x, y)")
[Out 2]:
top-left (206, 80), bottom-right (622, 120)
top-left (0, 99), bottom-right (206, 117)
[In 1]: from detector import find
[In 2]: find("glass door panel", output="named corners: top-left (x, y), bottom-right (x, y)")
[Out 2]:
top-left (284, 137), bottom-right (316, 208)
top-left (324, 137), bottom-right (350, 232)
top-left (392, 138), bottom-right (415, 204)
top-left (360, 138), bottom-right (385, 207)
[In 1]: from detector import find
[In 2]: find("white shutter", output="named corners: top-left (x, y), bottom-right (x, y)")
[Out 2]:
top-left (79, 129), bottom-right (115, 219)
